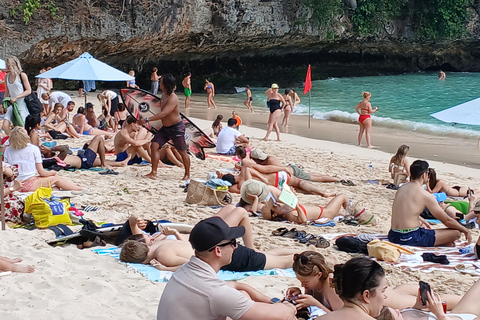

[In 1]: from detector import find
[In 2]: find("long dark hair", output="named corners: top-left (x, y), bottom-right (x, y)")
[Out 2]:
top-left (428, 168), bottom-right (437, 190)
top-left (25, 114), bottom-right (41, 135)
top-left (161, 74), bottom-right (176, 95)
top-left (212, 114), bottom-right (223, 128)
top-left (333, 257), bottom-right (384, 303)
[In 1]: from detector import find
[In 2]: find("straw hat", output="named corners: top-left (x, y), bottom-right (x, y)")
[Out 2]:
top-left (240, 180), bottom-right (269, 204)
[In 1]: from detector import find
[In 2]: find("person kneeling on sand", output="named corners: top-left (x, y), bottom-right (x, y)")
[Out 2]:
top-left (114, 116), bottom-right (152, 165)
top-left (156, 216), bottom-right (297, 320)
top-left (389, 160), bottom-right (471, 247)
top-left (4, 127), bottom-right (83, 192)
top-left (63, 136), bottom-right (131, 169)
top-left (216, 118), bottom-right (249, 155)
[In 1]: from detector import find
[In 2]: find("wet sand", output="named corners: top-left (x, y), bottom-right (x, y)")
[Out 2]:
top-left (182, 95), bottom-right (480, 169)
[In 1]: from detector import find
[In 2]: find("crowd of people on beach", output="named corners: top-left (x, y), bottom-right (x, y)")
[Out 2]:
top-left (2, 56), bottom-right (480, 320)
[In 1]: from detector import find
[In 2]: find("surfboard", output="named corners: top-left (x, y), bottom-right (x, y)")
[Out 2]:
top-left (120, 88), bottom-right (216, 160)
top-left (46, 222), bottom-right (193, 245)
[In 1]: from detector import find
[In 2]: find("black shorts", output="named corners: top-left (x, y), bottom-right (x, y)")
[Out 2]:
top-left (110, 96), bottom-right (119, 117)
top-left (151, 121), bottom-right (187, 151)
top-left (221, 245), bottom-right (266, 272)
top-left (79, 148), bottom-right (97, 169)
top-left (78, 81), bottom-right (84, 89)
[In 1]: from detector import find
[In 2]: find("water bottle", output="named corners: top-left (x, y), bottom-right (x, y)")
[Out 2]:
top-left (459, 246), bottom-right (474, 255)
top-left (368, 162), bottom-right (373, 173)
top-left (346, 199), bottom-right (354, 217)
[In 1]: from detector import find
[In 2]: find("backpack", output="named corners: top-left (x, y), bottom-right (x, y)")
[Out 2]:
top-left (19, 73), bottom-right (43, 115)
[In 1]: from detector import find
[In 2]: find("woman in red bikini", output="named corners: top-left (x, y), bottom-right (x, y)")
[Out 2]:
top-left (355, 91), bottom-right (379, 148)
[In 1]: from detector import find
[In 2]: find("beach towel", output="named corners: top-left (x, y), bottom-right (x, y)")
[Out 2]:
top-left (205, 153), bottom-right (236, 163)
top-left (93, 246), bottom-right (296, 282)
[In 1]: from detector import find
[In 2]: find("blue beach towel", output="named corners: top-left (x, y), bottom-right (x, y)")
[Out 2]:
top-left (93, 246), bottom-right (296, 282)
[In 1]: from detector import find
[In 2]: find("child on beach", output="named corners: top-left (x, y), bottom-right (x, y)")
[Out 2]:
top-left (232, 110), bottom-right (242, 129)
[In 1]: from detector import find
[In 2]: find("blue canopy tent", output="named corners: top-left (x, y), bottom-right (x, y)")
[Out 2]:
top-left (431, 97), bottom-right (480, 126)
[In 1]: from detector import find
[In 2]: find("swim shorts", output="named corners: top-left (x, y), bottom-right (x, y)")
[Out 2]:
top-left (288, 164), bottom-right (311, 180)
top-left (115, 150), bottom-right (143, 165)
top-left (151, 121), bottom-right (187, 151)
top-left (79, 148), bottom-right (97, 169)
top-left (221, 244), bottom-right (267, 272)
top-left (219, 145), bottom-right (236, 156)
top-left (275, 171), bottom-right (290, 190)
top-left (98, 119), bottom-right (107, 130)
top-left (249, 97), bottom-right (252, 101)
top-left (184, 88), bottom-right (192, 97)
top-left (388, 227), bottom-right (436, 247)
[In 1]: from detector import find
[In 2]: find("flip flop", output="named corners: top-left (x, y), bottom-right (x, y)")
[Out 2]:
top-left (272, 227), bottom-right (289, 236)
top-left (340, 180), bottom-right (356, 186)
top-left (99, 169), bottom-right (119, 175)
top-left (313, 236), bottom-right (330, 248)
top-left (299, 234), bottom-right (316, 244)
top-left (455, 264), bottom-right (480, 275)
top-left (293, 230), bottom-right (308, 241)
top-left (282, 228), bottom-right (298, 238)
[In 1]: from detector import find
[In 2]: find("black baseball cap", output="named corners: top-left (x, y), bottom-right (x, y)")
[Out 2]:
top-left (189, 217), bottom-right (245, 252)
top-left (86, 102), bottom-right (93, 109)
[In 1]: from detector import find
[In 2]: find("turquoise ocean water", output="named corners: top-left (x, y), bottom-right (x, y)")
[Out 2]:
top-left (222, 72), bottom-right (480, 138)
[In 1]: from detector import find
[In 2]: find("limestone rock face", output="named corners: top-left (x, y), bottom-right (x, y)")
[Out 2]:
top-left (2, 0), bottom-right (480, 91)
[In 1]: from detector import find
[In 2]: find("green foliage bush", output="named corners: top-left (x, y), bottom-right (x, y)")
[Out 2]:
top-left (10, 0), bottom-right (59, 24)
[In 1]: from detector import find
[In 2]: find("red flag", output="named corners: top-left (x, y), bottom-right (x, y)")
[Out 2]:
top-left (303, 65), bottom-right (312, 95)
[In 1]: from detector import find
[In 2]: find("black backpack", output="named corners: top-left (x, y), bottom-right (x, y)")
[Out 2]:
top-left (24, 92), bottom-right (43, 115)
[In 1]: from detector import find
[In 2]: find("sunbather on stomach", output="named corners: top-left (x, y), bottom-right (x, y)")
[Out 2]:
top-left (427, 168), bottom-right (477, 197)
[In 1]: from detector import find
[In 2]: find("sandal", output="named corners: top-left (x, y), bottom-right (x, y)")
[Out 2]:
top-left (99, 169), bottom-right (119, 175)
top-left (340, 180), bottom-right (356, 186)
top-left (296, 233), bottom-right (314, 244)
top-left (293, 230), bottom-right (308, 241)
top-left (313, 236), bottom-right (330, 248)
top-left (282, 228), bottom-right (298, 238)
top-left (272, 227), bottom-right (289, 236)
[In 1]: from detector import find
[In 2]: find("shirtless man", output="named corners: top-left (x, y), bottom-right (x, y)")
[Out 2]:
top-left (438, 70), bottom-right (446, 80)
top-left (246, 147), bottom-right (343, 183)
top-left (389, 160), bottom-right (471, 247)
top-left (151, 67), bottom-right (161, 96)
top-left (182, 72), bottom-right (191, 109)
top-left (114, 115), bottom-right (152, 165)
top-left (63, 135), bottom-right (130, 169)
top-left (243, 85), bottom-right (253, 112)
top-left (85, 102), bottom-right (100, 128)
top-left (139, 74), bottom-right (190, 180)
top-left (120, 216), bottom-right (308, 272)
top-left (220, 159), bottom-right (335, 197)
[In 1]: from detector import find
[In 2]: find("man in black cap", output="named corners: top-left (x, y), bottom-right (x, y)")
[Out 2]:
top-left (156, 217), bottom-right (297, 320)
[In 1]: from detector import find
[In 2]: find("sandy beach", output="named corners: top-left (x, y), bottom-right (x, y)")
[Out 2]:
top-left (0, 91), bottom-right (479, 319)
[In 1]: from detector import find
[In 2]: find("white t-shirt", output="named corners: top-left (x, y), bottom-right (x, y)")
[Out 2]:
top-left (105, 90), bottom-right (117, 99)
top-left (4, 144), bottom-right (42, 181)
top-left (157, 256), bottom-right (253, 320)
top-left (49, 91), bottom-right (72, 109)
top-left (216, 127), bottom-right (241, 154)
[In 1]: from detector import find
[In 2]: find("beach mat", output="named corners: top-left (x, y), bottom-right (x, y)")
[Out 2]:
top-left (93, 246), bottom-right (296, 282)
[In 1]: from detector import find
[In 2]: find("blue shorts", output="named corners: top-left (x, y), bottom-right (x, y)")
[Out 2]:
top-left (388, 227), bottom-right (436, 247)
top-left (115, 150), bottom-right (143, 165)
top-left (219, 145), bottom-right (236, 156)
top-left (80, 148), bottom-right (97, 169)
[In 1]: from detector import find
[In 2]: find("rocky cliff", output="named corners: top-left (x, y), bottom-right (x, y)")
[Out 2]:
top-left (2, 0), bottom-right (480, 91)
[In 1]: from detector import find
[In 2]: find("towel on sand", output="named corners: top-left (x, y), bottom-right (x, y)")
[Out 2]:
top-left (93, 246), bottom-right (296, 282)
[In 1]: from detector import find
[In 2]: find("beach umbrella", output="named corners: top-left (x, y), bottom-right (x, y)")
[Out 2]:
top-left (431, 97), bottom-right (480, 126)
top-left (35, 52), bottom-right (133, 81)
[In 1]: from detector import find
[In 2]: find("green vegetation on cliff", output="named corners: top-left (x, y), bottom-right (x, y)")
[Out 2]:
top-left (10, 0), bottom-right (58, 24)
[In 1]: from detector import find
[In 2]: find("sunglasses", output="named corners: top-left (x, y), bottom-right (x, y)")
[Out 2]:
top-left (208, 238), bottom-right (237, 252)
top-left (294, 253), bottom-right (309, 265)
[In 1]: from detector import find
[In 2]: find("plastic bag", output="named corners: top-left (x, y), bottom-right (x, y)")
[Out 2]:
top-left (25, 183), bottom-right (72, 228)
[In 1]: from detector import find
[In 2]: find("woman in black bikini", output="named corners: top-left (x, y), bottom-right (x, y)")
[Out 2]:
top-left (427, 168), bottom-right (476, 197)
top-left (262, 83), bottom-right (286, 141)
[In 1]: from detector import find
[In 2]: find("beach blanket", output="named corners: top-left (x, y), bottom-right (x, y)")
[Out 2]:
top-left (205, 153), bottom-right (236, 163)
top-left (93, 246), bottom-right (296, 282)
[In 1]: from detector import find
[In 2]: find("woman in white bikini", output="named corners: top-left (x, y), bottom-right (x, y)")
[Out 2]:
top-left (389, 145), bottom-right (410, 185)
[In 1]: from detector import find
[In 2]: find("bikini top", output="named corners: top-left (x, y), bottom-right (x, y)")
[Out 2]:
top-left (390, 163), bottom-right (405, 171)
top-left (400, 308), bottom-right (470, 320)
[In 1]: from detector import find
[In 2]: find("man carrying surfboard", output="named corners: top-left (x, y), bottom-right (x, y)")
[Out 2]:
top-left (138, 74), bottom-right (191, 180)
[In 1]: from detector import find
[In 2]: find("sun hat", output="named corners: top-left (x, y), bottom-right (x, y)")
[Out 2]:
top-left (189, 217), bottom-right (245, 252)
top-left (250, 148), bottom-right (268, 161)
top-left (271, 83), bottom-right (279, 89)
top-left (240, 179), bottom-right (269, 204)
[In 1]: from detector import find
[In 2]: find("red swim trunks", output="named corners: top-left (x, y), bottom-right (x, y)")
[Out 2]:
top-left (359, 115), bottom-right (371, 124)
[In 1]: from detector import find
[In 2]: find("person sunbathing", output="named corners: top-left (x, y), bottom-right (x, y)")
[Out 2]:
top-left (427, 168), bottom-right (477, 197)
top-left (377, 279), bottom-right (480, 320)
top-left (0, 256), bottom-right (34, 273)
top-left (389, 160), bottom-right (471, 247)
top-left (244, 147), bottom-right (344, 184)
top-left (114, 115), bottom-right (153, 165)
top-left (220, 159), bottom-right (336, 197)
top-left (25, 113), bottom-right (70, 160)
top-left (287, 251), bottom-right (460, 315)
top-left (72, 107), bottom-right (112, 136)
top-left (63, 136), bottom-right (130, 169)
top-left (120, 214), bottom-right (309, 272)
top-left (44, 103), bottom-right (80, 138)
top-left (389, 144), bottom-right (410, 186)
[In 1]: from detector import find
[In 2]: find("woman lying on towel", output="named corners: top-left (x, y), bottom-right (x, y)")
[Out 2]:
top-left (287, 253), bottom-right (460, 316)
top-left (427, 168), bottom-right (477, 198)
top-left (238, 179), bottom-right (375, 225)
top-left (4, 127), bottom-right (83, 192)
top-left (377, 279), bottom-right (480, 320)
top-left (313, 257), bottom-right (461, 320)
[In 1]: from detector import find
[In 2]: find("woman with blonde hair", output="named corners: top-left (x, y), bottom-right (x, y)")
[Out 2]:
top-left (4, 127), bottom-right (83, 192)
top-left (389, 145), bottom-right (410, 185)
top-left (355, 91), bottom-right (379, 148)
top-left (97, 89), bottom-right (119, 117)
top-left (3, 56), bottom-right (31, 133)
top-left (126, 70), bottom-right (140, 89)
top-left (262, 83), bottom-right (286, 141)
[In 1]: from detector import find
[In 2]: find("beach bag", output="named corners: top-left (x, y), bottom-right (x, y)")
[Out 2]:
top-left (367, 239), bottom-right (414, 262)
top-left (24, 182), bottom-right (72, 228)
top-left (24, 92), bottom-right (43, 115)
top-left (2, 97), bottom-right (24, 127)
top-left (186, 179), bottom-right (232, 206)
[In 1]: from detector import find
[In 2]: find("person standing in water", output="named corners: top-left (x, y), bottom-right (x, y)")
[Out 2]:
top-left (262, 83), bottom-right (286, 141)
top-left (355, 91), bottom-right (378, 148)
top-left (204, 78), bottom-right (216, 109)
top-left (282, 89), bottom-right (293, 127)
top-left (182, 72), bottom-right (191, 109)
top-left (243, 85), bottom-right (254, 112)
top-left (438, 70), bottom-right (446, 80)
top-left (288, 89), bottom-right (301, 106)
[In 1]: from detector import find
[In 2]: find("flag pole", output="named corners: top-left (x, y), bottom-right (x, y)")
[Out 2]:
top-left (308, 90), bottom-right (311, 129)
top-left (303, 64), bottom-right (312, 130)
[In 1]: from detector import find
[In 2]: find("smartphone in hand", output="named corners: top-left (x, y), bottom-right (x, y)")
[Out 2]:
top-left (420, 281), bottom-right (431, 306)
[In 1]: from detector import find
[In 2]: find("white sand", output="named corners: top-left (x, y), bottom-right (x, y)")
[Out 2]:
top-left (0, 92), bottom-right (478, 319)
